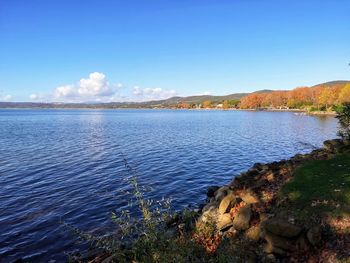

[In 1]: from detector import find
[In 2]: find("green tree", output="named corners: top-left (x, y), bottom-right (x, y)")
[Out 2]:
top-left (335, 102), bottom-right (350, 139)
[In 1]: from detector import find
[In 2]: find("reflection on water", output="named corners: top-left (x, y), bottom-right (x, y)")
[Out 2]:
top-left (0, 109), bottom-right (338, 262)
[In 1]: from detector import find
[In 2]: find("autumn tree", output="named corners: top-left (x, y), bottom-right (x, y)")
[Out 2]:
top-left (240, 94), bottom-right (264, 109)
top-left (223, 100), bottom-right (229, 110)
top-left (338, 84), bottom-right (350, 104)
top-left (202, 100), bottom-right (212, 109)
top-left (318, 87), bottom-right (336, 109)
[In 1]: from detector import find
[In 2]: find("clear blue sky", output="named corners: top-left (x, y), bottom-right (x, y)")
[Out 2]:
top-left (0, 0), bottom-right (349, 102)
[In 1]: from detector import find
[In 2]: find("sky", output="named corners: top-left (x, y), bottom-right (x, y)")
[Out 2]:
top-left (0, 0), bottom-right (349, 103)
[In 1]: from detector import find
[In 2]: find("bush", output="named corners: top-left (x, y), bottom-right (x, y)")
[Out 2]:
top-left (335, 102), bottom-right (350, 140)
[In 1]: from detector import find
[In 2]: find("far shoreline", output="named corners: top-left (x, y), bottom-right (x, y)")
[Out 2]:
top-left (0, 107), bottom-right (337, 116)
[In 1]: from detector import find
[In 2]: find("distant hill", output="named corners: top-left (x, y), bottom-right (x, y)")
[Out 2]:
top-left (0, 81), bottom-right (349, 109)
top-left (311, 80), bottom-right (350, 88)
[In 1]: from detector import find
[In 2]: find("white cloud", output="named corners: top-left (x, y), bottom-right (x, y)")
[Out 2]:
top-left (78, 72), bottom-right (113, 96)
top-left (29, 94), bottom-right (38, 100)
top-left (42, 72), bottom-right (176, 103)
top-left (199, 91), bottom-right (211, 95)
top-left (132, 86), bottom-right (143, 96)
top-left (29, 93), bottom-right (46, 101)
top-left (1, 94), bottom-right (12, 101)
top-left (51, 72), bottom-right (121, 102)
top-left (132, 86), bottom-right (177, 101)
top-left (54, 85), bottom-right (76, 98)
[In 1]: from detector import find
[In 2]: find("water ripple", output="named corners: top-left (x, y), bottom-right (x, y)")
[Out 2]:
top-left (0, 109), bottom-right (338, 262)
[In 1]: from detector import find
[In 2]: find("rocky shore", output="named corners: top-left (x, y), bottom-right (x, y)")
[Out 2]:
top-left (73, 138), bottom-right (349, 263)
top-left (196, 138), bottom-right (350, 262)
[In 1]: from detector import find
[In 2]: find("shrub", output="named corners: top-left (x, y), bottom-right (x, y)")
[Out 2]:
top-left (334, 102), bottom-right (350, 140)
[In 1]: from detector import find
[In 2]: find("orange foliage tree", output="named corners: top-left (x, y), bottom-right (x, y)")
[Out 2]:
top-left (239, 83), bottom-right (349, 110)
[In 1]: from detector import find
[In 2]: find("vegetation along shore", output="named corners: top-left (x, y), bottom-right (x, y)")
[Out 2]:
top-left (70, 106), bottom-right (350, 263)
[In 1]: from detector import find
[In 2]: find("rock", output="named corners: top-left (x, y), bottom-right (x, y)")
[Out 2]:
top-left (263, 242), bottom-right (286, 255)
top-left (307, 226), bottom-right (322, 247)
top-left (266, 173), bottom-right (274, 182)
top-left (239, 189), bottom-right (260, 204)
top-left (263, 218), bottom-right (302, 238)
top-left (207, 186), bottom-right (220, 198)
top-left (201, 201), bottom-right (218, 213)
top-left (259, 213), bottom-right (269, 222)
top-left (214, 186), bottom-right (231, 202)
top-left (264, 231), bottom-right (295, 252)
top-left (200, 206), bottom-right (218, 223)
top-left (245, 225), bottom-right (261, 242)
top-left (324, 139), bottom-right (343, 151)
top-left (218, 194), bottom-right (236, 214)
top-left (232, 205), bottom-right (252, 230)
top-left (217, 213), bottom-right (233, 230)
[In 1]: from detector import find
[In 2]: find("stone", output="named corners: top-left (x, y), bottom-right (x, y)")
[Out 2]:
top-left (259, 213), bottom-right (269, 222)
top-left (263, 242), bottom-right (286, 255)
top-left (264, 231), bottom-right (295, 252)
top-left (245, 225), bottom-right (261, 242)
top-left (218, 194), bottom-right (236, 214)
top-left (307, 226), bottom-right (322, 247)
top-left (214, 186), bottom-right (231, 202)
top-left (266, 173), bottom-right (274, 182)
top-left (324, 139), bottom-right (343, 151)
top-left (200, 206), bottom-right (218, 224)
top-left (240, 189), bottom-right (260, 204)
top-left (263, 218), bottom-right (302, 238)
top-left (217, 213), bottom-right (233, 230)
top-left (207, 186), bottom-right (220, 198)
top-left (232, 205), bottom-right (252, 230)
top-left (201, 201), bottom-right (218, 213)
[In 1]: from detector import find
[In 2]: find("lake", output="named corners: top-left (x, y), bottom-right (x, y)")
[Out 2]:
top-left (0, 109), bottom-right (338, 262)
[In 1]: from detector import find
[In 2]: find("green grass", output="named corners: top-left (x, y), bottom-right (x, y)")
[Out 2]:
top-left (281, 154), bottom-right (350, 217)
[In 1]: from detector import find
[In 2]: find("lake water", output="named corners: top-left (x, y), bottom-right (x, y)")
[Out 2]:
top-left (0, 109), bottom-right (338, 262)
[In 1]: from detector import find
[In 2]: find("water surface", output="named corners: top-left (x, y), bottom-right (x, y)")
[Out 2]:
top-left (0, 109), bottom-right (338, 262)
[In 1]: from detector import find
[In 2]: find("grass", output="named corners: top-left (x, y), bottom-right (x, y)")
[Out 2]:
top-left (281, 153), bottom-right (350, 218)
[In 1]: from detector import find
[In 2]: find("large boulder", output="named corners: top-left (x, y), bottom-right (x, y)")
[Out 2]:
top-left (218, 194), bottom-right (236, 214)
top-left (232, 205), bottom-right (252, 230)
top-left (263, 218), bottom-right (302, 238)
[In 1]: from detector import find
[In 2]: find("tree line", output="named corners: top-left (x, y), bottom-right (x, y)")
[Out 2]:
top-left (239, 83), bottom-right (350, 111)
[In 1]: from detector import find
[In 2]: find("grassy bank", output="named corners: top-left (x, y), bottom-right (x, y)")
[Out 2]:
top-left (281, 154), bottom-right (350, 218)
